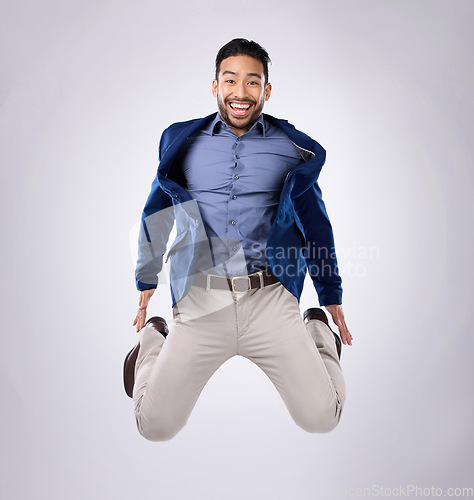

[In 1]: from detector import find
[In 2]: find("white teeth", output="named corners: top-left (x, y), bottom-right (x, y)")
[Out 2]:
top-left (230, 103), bottom-right (250, 109)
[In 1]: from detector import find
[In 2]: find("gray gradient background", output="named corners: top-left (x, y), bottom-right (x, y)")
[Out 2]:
top-left (1, 0), bottom-right (473, 499)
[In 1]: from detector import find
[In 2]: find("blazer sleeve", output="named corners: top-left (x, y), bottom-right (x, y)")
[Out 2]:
top-left (135, 129), bottom-right (175, 291)
top-left (293, 182), bottom-right (343, 306)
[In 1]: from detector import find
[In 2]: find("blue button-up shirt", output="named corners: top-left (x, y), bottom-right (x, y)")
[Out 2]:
top-left (172, 113), bottom-right (303, 276)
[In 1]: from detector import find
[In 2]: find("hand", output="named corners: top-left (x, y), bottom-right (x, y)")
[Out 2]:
top-left (132, 289), bottom-right (156, 332)
top-left (324, 304), bottom-right (353, 346)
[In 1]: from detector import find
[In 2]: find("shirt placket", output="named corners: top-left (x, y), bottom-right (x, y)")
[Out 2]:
top-left (228, 136), bottom-right (242, 257)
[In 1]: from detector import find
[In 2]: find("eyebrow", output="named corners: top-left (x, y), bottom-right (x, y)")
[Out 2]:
top-left (222, 70), bottom-right (262, 79)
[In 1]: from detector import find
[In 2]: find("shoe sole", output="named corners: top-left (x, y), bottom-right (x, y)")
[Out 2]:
top-left (303, 308), bottom-right (342, 360)
top-left (123, 317), bottom-right (169, 398)
top-left (123, 344), bottom-right (140, 398)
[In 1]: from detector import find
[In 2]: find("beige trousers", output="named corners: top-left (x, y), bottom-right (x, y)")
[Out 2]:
top-left (133, 280), bottom-right (345, 441)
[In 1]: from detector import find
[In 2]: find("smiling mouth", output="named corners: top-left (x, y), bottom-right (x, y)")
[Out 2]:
top-left (228, 101), bottom-right (252, 117)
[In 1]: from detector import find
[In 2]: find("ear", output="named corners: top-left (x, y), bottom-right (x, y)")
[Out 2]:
top-left (212, 79), bottom-right (218, 98)
top-left (264, 82), bottom-right (272, 101)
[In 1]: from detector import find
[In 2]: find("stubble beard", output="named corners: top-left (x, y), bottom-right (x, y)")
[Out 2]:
top-left (217, 94), bottom-right (264, 132)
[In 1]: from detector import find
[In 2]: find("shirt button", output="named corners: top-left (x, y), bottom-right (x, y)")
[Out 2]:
top-left (232, 195), bottom-right (237, 200)
top-left (234, 162), bottom-right (237, 167)
top-left (231, 220), bottom-right (236, 225)
top-left (234, 175), bottom-right (239, 180)
top-left (232, 246), bottom-right (237, 252)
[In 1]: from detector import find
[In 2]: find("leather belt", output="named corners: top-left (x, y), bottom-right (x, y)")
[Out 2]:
top-left (193, 270), bottom-right (279, 293)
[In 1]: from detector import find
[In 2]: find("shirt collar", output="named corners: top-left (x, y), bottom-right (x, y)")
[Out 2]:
top-left (210, 113), bottom-right (266, 137)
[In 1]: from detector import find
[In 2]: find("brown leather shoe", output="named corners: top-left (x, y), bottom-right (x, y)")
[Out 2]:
top-left (123, 316), bottom-right (169, 398)
top-left (303, 308), bottom-right (342, 359)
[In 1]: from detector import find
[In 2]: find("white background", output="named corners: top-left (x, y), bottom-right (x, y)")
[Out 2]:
top-left (1, 0), bottom-right (473, 498)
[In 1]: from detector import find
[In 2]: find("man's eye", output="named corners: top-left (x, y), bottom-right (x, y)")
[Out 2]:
top-left (225, 80), bottom-right (234, 84)
top-left (249, 81), bottom-right (259, 85)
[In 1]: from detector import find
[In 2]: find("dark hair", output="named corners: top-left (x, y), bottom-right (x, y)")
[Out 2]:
top-left (215, 38), bottom-right (271, 83)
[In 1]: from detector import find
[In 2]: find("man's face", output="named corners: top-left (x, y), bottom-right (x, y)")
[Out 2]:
top-left (212, 55), bottom-right (272, 136)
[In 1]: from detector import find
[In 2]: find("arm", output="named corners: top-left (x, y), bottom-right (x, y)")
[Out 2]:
top-left (133, 129), bottom-right (176, 330)
top-left (293, 183), bottom-right (353, 345)
top-left (293, 182), bottom-right (342, 304)
top-left (135, 186), bottom-right (175, 291)
top-left (133, 185), bottom-right (175, 331)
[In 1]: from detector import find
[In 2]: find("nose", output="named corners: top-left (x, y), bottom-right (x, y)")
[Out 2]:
top-left (233, 81), bottom-right (247, 99)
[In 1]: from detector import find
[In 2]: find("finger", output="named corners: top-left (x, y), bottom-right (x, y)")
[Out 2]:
top-left (342, 328), bottom-right (352, 346)
top-left (336, 319), bottom-right (352, 346)
top-left (339, 320), bottom-right (348, 335)
top-left (341, 321), bottom-right (353, 340)
top-left (136, 308), bottom-right (148, 332)
top-left (136, 318), bottom-right (142, 333)
top-left (134, 312), bottom-right (144, 328)
top-left (344, 332), bottom-right (352, 346)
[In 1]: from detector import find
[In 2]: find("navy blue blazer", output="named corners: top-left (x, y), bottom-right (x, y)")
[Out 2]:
top-left (136, 112), bottom-right (343, 306)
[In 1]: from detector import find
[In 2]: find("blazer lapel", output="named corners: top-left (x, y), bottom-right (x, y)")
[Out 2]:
top-left (158, 113), bottom-right (216, 177)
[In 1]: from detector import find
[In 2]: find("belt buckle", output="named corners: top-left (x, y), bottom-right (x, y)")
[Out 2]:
top-left (231, 276), bottom-right (251, 293)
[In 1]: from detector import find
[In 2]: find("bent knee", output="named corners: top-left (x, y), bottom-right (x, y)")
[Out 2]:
top-left (294, 405), bottom-right (343, 434)
top-left (297, 417), bottom-right (340, 434)
top-left (136, 417), bottom-right (185, 442)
